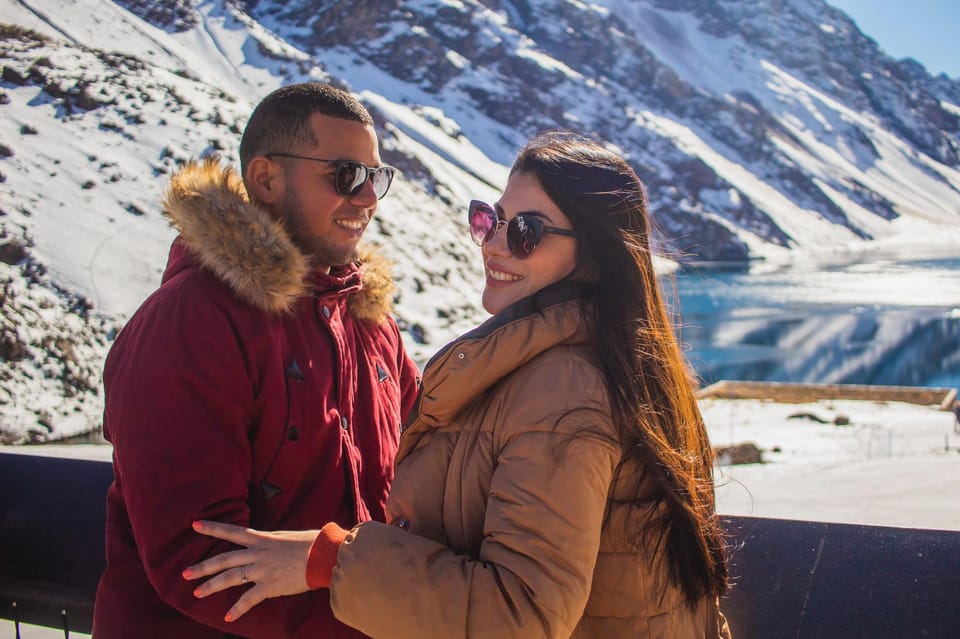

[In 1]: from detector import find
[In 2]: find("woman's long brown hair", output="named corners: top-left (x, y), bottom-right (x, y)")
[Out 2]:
top-left (511, 131), bottom-right (728, 606)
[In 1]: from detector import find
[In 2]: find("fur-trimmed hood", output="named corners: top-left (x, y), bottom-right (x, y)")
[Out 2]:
top-left (161, 157), bottom-right (395, 322)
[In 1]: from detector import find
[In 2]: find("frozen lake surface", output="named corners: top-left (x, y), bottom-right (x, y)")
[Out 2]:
top-left (676, 255), bottom-right (960, 389)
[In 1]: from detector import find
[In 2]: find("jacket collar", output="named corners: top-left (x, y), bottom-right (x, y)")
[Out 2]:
top-left (411, 280), bottom-right (592, 430)
top-left (161, 157), bottom-right (394, 321)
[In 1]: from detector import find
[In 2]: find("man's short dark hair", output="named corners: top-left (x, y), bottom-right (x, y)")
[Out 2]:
top-left (239, 82), bottom-right (374, 173)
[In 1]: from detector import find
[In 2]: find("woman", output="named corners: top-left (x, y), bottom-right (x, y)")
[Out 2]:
top-left (185, 131), bottom-right (731, 638)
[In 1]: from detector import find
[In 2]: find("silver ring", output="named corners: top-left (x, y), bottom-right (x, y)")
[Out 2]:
top-left (240, 566), bottom-right (248, 584)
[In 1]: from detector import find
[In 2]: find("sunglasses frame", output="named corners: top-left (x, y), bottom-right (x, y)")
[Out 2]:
top-left (468, 199), bottom-right (576, 259)
top-left (265, 152), bottom-right (396, 200)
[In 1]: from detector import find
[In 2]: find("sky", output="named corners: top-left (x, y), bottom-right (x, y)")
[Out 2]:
top-left (827, 0), bottom-right (960, 78)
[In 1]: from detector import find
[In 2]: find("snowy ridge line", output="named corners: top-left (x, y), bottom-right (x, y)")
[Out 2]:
top-left (2, 0), bottom-right (960, 443)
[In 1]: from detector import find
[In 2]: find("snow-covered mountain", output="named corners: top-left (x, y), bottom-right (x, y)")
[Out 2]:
top-left (1, 0), bottom-right (959, 442)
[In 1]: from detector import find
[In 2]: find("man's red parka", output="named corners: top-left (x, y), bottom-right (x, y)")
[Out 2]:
top-left (92, 159), bottom-right (419, 638)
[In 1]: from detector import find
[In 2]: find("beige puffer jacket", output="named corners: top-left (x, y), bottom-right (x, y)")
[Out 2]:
top-left (330, 282), bottom-right (730, 639)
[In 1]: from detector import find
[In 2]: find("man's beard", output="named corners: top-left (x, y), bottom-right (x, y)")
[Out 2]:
top-left (282, 189), bottom-right (361, 268)
top-left (304, 235), bottom-right (360, 269)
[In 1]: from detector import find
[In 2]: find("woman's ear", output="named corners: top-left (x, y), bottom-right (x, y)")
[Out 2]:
top-left (244, 156), bottom-right (284, 205)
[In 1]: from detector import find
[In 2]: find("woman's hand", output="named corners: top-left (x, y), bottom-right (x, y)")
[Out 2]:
top-left (183, 520), bottom-right (319, 622)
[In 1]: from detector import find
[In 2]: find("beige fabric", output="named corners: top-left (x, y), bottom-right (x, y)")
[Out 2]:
top-left (331, 289), bottom-right (730, 638)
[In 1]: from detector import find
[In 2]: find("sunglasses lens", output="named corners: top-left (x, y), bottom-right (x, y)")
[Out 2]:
top-left (370, 167), bottom-right (394, 199)
top-left (468, 201), bottom-right (497, 246)
top-left (506, 215), bottom-right (543, 259)
top-left (335, 162), bottom-right (366, 196)
top-left (335, 163), bottom-right (394, 199)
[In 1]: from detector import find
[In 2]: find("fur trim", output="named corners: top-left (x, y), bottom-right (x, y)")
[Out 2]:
top-left (350, 247), bottom-right (395, 324)
top-left (163, 158), bottom-right (394, 320)
top-left (163, 157), bottom-right (308, 314)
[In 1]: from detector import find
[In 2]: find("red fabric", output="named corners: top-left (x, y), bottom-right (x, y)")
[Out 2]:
top-left (306, 522), bottom-right (349, 590)
top-left (93, 240), bottom-right (420, 639)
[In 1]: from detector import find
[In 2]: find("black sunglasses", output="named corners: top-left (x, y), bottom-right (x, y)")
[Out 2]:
top-left (265, 152), bottom-right (396, 200)
top-left (468, 200), bottom-right (576, 259)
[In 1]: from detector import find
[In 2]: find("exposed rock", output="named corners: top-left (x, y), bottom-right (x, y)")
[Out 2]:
top-left (789, 412), bottom-right (831, 424)
top-left (112, 0), bottom-right (198, 32)
top-left (788, 412), bottom-right (852, 426)
top-left (235, 0), bottom-right (960, 261)
top-left (0, 260), bottom-right (109, 444)
top-left (0, 240), bottom-right (28, 265)
top-left (715, 442), bottom-right (763, 465)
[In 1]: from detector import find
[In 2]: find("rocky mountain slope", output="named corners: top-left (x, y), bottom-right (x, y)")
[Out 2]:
top-left (1, 0), bottom-right (959, 441)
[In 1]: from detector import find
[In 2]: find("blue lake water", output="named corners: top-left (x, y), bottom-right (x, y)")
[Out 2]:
top-left (673, 256), bottom-right (960, 390)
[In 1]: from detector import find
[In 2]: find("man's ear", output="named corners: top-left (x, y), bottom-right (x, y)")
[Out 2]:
top-left (245, 156), bottom-right (284, 205)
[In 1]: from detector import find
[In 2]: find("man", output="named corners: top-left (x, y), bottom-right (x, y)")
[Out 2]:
top-left (93, 83), bottom-right (420, 638)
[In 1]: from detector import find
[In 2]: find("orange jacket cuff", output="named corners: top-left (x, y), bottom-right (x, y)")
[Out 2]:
top-left (306, 521), bottom-right (349, 590)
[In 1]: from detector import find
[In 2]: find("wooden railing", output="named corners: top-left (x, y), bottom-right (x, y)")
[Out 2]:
top-left (697, 380), bottom-right (959, 411)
